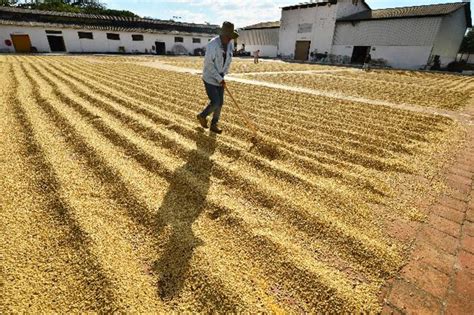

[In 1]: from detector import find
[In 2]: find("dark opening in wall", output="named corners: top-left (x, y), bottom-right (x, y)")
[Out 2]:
top-left (47, 35), bottom-right (66, 52)
top-left (107, 33), bottom-right (120, 40)
top-left (132, 34), bottom-right (144, 41)
top-left (78, 32), bottom-right (93, 39)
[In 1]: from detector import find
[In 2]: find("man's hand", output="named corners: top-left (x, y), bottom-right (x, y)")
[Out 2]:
top-left (220, 80), bottom-right (226, 87)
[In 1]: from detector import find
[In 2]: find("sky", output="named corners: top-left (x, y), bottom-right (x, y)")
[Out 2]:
top-left (101, 0), bottom-right (473, 27)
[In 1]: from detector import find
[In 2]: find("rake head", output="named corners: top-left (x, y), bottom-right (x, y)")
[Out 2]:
top-left (249, 135), bottom-right (279, 160)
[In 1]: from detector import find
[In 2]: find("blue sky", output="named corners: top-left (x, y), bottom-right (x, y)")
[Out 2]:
top-left (101, 0), bottom-right (473, 27)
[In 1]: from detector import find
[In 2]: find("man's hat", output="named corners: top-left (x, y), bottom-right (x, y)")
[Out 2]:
top-left (220, 21), bottom-right (239, 39)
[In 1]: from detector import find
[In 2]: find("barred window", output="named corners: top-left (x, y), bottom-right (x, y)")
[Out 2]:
top-left (174, 37), bottom-right (184, 43)
top-left (78, 32), bottom-right (93, 39)
top-left (132, 34), bottom-right (144, 41)
top-left (107, 33), bottom-right (120, 40)
top-left (297, 23), bottom-right (312, 33)
top-left (192, 38), bottom-right (201, 43)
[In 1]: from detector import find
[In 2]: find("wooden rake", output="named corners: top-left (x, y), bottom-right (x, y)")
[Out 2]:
top-left (224, 84), bottom-right (259, 144)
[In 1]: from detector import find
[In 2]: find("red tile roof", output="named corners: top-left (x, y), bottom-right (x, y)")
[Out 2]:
top-left (338, 2), bottom-right (471, 27)
top-left (0, 6), bottom-right (220, 34)
top-left (241, 21), bottom-right (280, 30)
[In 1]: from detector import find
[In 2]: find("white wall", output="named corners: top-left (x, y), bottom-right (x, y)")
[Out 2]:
top-left (332, 10), bottom-right (468, 69)
top-left (332, 16), bottom-right (445, 69)
top-left (278, 0), bottom-right (369, 59)
top-left (458, 53), bottom-right (474, 64)
top-left (238, 28), bottom-right (279, 57)
top-left (243, 45), bottom-right (278, 58)
top-left (335, 0), bottom-right (370, 19)
top-left (0, 34), bottom-right (14, 53)
top-left (331, 45), bottom-right (353, 59)
top-left (279, 5), bottom-right (336, 58)
top-left (279, 6), bottom-right (309, 58)
top-left (333, 44), bottom-right (432, 69)
top-left (431, 8), bottom-right (468, 66)
top-left (0, 26), bottom-right (51, 52)
top-left (333, 17), bottom-right (443, 47)
top-left (0, 25), bottom-right (215, 54)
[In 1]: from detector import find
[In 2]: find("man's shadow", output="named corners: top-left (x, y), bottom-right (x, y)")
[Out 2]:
top-left (153, 130), bottom-right (217, 300)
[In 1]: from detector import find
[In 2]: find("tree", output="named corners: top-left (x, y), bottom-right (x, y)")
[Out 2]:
top-left (459, 29), bottom-right (474, 61)
top-left (69, 0), bottom-right (105, 10)
top-left (18, 0), bottom-right (82, 12)
top-left (83, 7), bottom-right (137, 18)
top-left (0, 0), bottom-right (19, 6)
top-left (11, 0), bottom-right (138, 17)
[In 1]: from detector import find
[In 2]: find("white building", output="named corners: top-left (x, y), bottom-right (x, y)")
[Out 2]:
top-left (458, 53), bottom-right (474, 63)
top-left (0, 6), bottom-right (218, 54)
top-left (278, 0), bottom-right (472, 69)
top-left (279, 0), bottom-right (369, 60)
top-left (237, 21), bottom-right (280, 58)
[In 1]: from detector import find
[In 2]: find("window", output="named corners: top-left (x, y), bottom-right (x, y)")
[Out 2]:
top-left (174, 36), bottom-right (183, 43)
top-left (46, 30), bottom-right (62, 34)
top-left (297, 23), bottom-right (312, 33)
top-left (78, 32), bottom-right (93, 39)
top-left (192, 38), bottom-right (201, 44)
top-left (107, 33), bottom-right (120, 40)
top-left (132, 34), bottom-right (144, 41)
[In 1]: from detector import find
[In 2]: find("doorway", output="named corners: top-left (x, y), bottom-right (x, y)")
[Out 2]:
top-left (11, 34), bottom-right (31, 53)
top-left (155, 41), bottom-right (166, 55)
top-left (294, 41), bottom-right (311, 61)
top-left (351, 46), bottom-right (370, 64)
top-left (47, 35), bottom-right (66, 52)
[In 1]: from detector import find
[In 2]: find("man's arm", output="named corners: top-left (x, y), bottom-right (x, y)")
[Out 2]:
top-left (204, 42), bottom-right (224, 83)
top-left (223, 42), bottom-right (233, 76)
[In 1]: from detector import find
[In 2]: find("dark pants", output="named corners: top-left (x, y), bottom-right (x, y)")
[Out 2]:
top-left (199, 80), bottom-right (224, 126)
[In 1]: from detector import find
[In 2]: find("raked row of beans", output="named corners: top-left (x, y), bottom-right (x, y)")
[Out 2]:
top-left (1, 55), bottom-right (467, 313)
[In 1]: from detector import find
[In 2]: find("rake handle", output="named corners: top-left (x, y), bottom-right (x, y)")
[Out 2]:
top-left (224, 84), bottom-right (259, 136)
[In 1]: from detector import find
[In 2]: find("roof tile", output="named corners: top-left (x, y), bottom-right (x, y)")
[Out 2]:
top-left (338, 2), bottom-right (469, 22)
top-left (241, 21), bottom-right (280, 30)
top-left (0, 6), bottom-right (219, 34)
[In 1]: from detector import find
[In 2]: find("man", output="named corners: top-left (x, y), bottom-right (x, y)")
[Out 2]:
top-left (363, 52), bottom-right (372, 71)
top-left (197, 21), bottom-right (238, 134)
top-left (253, 50), bottom-right (260, 64)
top-left (237, 43), bottom-right (246, 56)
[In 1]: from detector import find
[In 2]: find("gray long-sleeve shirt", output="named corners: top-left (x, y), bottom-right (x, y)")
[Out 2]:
top-left (202, 36), bottom-right (234, 86)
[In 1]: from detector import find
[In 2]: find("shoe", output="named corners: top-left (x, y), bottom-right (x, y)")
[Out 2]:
top-left (197, 114), bottom-right (208, 129)
top-left (210, 124), bottom-right (222, 134)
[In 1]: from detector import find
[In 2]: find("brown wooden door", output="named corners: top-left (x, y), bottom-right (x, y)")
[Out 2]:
top-left (11, 35), bottom-right (31, 53)
top-left (295, 41), bottom-right (310, 61)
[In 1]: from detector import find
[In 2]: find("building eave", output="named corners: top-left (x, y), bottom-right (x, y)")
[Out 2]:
top-left (0, 19), bottom-right (218, 37)
top-left (282, 0), bottom-right (370, 11)
top-left (337, 13), bottom-right (454, 23)
top-left (464, 3), bottom-right (472, 27)
top-left (0, 6), bottom-right (220, 34)
top-left (337, 2), bottom-right (470, 23)
top-left (241, 26), bottom-right (280, 31)
top-left (337, 4), bottom-right (471, 28)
